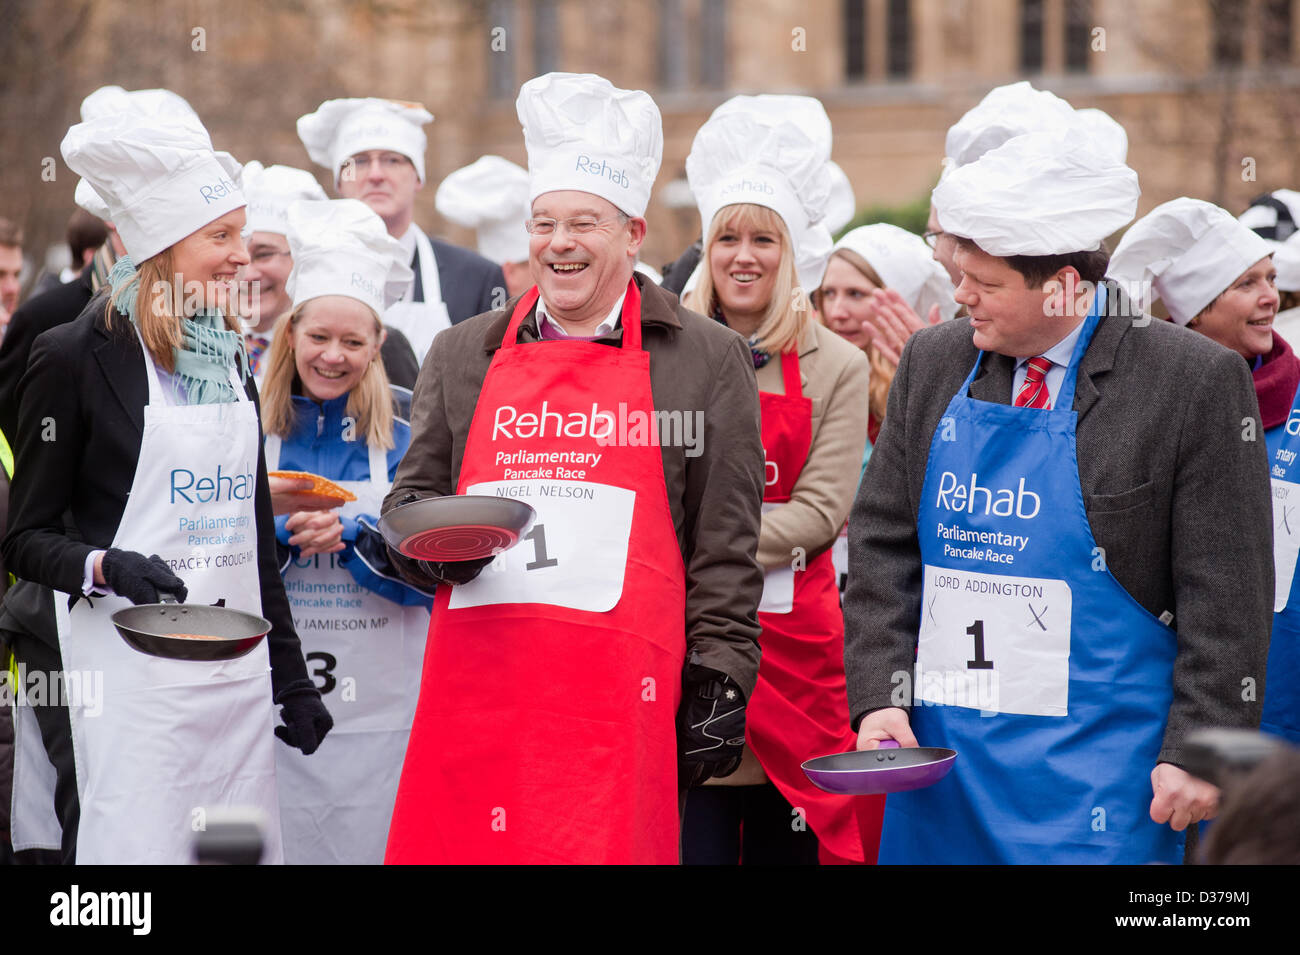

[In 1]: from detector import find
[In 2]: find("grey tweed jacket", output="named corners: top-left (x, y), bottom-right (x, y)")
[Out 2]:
top-left (842, 281), bottom-right (1273, 767)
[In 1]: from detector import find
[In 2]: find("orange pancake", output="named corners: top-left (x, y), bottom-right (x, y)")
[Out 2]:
top-left (268, 470), bottom-right (357, 505)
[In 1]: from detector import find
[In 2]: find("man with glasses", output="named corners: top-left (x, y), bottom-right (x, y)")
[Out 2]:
top-left (236, 161), bottom-right (420, 390)
top-left (381, 73), bottom-right (765, 864)
top-left (298, 98), bottom-right (506, 368)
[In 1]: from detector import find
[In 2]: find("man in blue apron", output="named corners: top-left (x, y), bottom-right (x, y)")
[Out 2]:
top-left (842, 124), bottom-right (1274, 863)
top-left (297, 98), bottom-right (506, 368)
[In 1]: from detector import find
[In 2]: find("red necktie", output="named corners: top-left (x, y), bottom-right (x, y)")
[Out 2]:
top-left (1015, 356), bottom-right (1053, 409)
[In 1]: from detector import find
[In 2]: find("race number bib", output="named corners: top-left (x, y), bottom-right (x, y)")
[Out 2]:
top-left (449, 479), bottom-right (635, 613)
top-left (758, 501), bottom-right (793, 614)
top-left (1272, 478), bottom-right (1300, 612)
top-left (917, 565), bottom-right (1072, 717)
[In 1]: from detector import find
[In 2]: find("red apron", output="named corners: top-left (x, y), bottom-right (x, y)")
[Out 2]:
top-left (746, 349), bottom-right (884, 865)
top-left (385, 281), bottom-right (687, 864)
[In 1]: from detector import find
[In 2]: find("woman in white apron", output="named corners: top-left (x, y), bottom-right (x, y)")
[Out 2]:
top-left (1, 110), bottom-right (330, 864)
top-left (258, 197), bottom-right (431, 864)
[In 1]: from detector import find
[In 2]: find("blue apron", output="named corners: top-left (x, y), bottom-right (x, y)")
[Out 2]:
top-left (1263, 395), bottom-right (1300, 745)
top-left (879, 298), bottom-right (1184, 864)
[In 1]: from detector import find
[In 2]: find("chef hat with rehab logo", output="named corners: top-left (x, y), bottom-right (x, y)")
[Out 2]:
top-left (73, 85), bottom-right (205, 221)
top-left (831, 223), bottom-right (959, 322)
top-left (61, 110), bottom-right (245, 264)
top-left (297, 98), bottom-right (433, 185)
top-left (1107, 197), bottom-right (1276, 325)
top-left (517, 73), bottom-right (663, 218)
top-left (285, 198), bottom-right (413, 315)
top-left (435, 155), bottom-right (531, 264)
top-left (932, 126), bottom-right (1139, 258)
top-left (242, 161), bottom-right (329, 237)
top-left (687, 94), bottom-right (836, 291)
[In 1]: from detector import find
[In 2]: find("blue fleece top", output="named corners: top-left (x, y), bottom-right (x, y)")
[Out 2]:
top-left (272, 392), bottom-right (430, 607)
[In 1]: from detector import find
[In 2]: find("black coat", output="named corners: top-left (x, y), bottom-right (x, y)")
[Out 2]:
top-left (0, 299), bottom-right (310, 696)
top-left (426, 237), bottom-right (507, 324)
top-left (0, 262), bottom-right (95, 441)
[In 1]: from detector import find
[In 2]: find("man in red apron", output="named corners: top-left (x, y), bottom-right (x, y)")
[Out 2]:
top-left (843, 123), bottom-right (1273, 862)
top-left (382, 73), bottom-right (766, 864)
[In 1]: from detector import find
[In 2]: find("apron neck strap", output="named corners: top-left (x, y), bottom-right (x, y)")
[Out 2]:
top-left (265, 432), bottom-right (282, 470)
top-left (958, 284), bottom-right (1108, 408)
top-left (780, 348), bottom-right (802, 398)
top-left (502, 279), bottom-right (643, 351)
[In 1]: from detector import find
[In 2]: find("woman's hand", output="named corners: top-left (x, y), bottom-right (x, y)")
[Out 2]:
top-left (866, 288), bottom-right (943, 366)
top-left (285, 510), bottom-right (345, 558)
top-left (270, 475), bottom-right (335, 516)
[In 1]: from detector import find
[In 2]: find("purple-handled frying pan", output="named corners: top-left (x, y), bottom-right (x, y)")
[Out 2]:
top-left (802, 740), bottom-right (958, 795)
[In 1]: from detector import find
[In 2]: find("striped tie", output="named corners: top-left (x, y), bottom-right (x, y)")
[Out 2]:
top-left (1015, 356), bottom-right (1053, 409)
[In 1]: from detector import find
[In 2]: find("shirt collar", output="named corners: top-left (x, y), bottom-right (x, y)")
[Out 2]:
top-left (536, 291), bottom-right (625, 339)
top-left (1015, 317), bottom-right (1087, 372)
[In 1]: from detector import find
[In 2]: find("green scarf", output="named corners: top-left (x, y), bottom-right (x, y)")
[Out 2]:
top-left (109, 256), bottom-right (248, 405)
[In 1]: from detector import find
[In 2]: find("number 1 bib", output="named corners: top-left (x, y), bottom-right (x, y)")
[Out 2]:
top-left (386, 281), bottom-right (688, 864)
top-left (881, 294), bottom-right (1184, 865)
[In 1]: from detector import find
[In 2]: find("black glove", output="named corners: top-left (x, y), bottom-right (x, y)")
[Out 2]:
top-left (274, 685), bottom-right (334, 755)
top-left (101, 548), bottom-right (188, 605)
top-left (677, 659), bottom-right (747, 788)
top-left (420, 556), bottom-right (495, 586)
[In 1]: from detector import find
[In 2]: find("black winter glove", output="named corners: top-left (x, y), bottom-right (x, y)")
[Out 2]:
top-left (274, 685), bottom-right (334, 755)
top-left (420, 556), bottom-right (495, 586)
top-left (677, 658), bottom-right (747, 788)
top-left (101, 548), bottom-right (188, 605)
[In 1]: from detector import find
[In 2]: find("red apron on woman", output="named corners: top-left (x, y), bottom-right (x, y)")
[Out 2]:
top-left (746, 349), bottom-right (884, 865)
top-left (385, 281), bottom-right (687, 864)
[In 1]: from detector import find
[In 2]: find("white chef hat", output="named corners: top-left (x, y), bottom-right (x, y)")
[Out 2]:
top-left (61, 111), bottom-right (244, 264)
top-left (1107, 197), bottom-right (1276, 325)
top-left (1239, 189), bottom-right (1300, 243)
top-left (73, 86), bottom-right (204, 221)
top-left (830, 224), bottom-right (959, 322)
top-left (826, 162), bottom-right (856, 234)
top-left (435, 155), bottom-right (530, 264)
top-left (242, 161), bottom-right (328, 237)
top-left (297, 98), bottom-right (433, 185)
top-left (687, 94), bottom-right (835, 291)
top-left (1274, 239), bottom-right (1300, 293)
top-left (517, 72), bottom-right (663, 218)
top-left (932, 127), bottom-right (1139, 257)
top-left (944, 82), bottom-right (1077, 171)
top-left (1073, 107), bottom-right (1129, 164)
top-left (285, 198), bottom-right (413, 315)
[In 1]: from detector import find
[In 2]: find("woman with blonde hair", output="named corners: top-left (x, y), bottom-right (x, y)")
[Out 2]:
top-left (259, 197), bottom-right (433, 864)
top-left (680, 95), bottom-right (876, 865)
top-left (2, 110), bottom-right (329, 864)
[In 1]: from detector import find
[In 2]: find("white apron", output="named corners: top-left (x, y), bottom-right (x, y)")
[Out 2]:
top-left (384, 227), bottom-right (451, 368)
top-left (55, 343), bottom-right (282, 864)
top-left (266, 435), bottom-right (429, 865)
top-left (8, 644), bottom-right (63, 852)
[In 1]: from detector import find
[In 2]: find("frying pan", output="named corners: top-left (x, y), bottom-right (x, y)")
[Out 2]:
top-left (1181, 728), bottom-right (1289, 788)
top-left (379, 495), bottom-right (536, 562)
top-left (802, 740), bottom-right (958, 795)
top-left (112, 594), bottom-right (271, 662)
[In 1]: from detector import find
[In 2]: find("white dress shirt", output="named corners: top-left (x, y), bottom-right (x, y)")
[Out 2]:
top-left (536, 291), bottom-right (625, 339)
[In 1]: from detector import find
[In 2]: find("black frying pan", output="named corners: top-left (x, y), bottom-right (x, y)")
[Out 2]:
top-left (111, 594), bottom-right (270, 662)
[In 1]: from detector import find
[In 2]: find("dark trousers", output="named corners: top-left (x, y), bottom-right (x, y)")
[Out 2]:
top-left (5, 629), bottom-right (78, 864)
top-left (681, 782), bottom-right (820, 865)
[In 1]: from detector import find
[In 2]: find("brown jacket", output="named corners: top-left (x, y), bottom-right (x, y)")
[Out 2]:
top-left (383, 274), bottom-right (766, 694)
